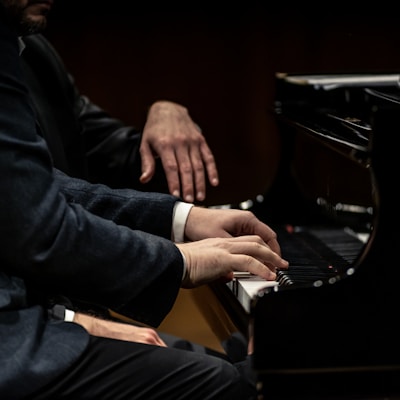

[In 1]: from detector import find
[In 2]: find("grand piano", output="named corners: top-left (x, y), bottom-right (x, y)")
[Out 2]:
top-left (211, 73), bottom-right (400, 399)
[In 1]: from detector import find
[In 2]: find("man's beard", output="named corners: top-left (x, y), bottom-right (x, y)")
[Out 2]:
top-left (3, 2), bottom-right (48, 36)
top-left (19, 15), bottom-right (47, 35)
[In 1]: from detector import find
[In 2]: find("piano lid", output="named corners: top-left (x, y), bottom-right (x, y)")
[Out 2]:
top-left (276, 72), bottom-right (400, 90)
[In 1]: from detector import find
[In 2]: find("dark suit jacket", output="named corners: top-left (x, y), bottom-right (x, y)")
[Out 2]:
top-left (20, 33), bottom-right (169, 191)
top-left (0, 9), bottom-right (183, 400)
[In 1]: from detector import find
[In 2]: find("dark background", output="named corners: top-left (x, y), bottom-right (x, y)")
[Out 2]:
top-left (44, 1), bottom-right (400, 206)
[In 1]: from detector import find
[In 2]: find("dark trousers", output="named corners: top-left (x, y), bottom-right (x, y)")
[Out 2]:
top-left (28, 333), bottom-right (258, 400)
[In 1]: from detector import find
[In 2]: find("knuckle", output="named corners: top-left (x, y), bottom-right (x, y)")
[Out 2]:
top-left (164, 161), bottom-right (179, 172)
top-left (192, 159), bottom-right (204, 172)
top-left (244, 255), bottom-right (253, 269)
top-left (157, 137), bottom-right (172, 147)
top-left (179, 163), bottom-right (193, 175)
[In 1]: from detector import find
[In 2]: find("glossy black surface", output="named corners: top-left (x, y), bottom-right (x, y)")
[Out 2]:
top-left (250, 81), bottom-right (400, 398)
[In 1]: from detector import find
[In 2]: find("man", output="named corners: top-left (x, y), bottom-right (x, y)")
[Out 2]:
top-left (0, 1), bottom-right (288, 399)
top-left (19, 0), bottom-right (219, 204)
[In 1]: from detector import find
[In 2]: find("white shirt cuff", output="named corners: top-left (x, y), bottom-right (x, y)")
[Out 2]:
top-left (172, 202), bottom-right (193, 281)
top-left (172, 202), bottom-right (193, 243)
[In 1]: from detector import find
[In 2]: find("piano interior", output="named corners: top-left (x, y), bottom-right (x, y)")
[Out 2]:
top-left (211, 74), bottom-right (400, 398)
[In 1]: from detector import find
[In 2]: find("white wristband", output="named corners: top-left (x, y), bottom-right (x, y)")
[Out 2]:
top-left (64, 308), bottom-right (76, 322)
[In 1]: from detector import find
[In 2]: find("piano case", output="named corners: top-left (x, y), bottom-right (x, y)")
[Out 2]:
top-left (248, 73), bottom-right (400, 399)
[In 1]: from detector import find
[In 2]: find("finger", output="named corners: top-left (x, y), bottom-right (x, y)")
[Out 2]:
top-left (157, 337), bottom-right (168, 347)
top-left (158, 146), bottom-right (181, 198)
top-left (139, 142), bottom-right (156, 184)
top-left (232, 254), bottom-right (277, 280)
top-left (152, 332), bottom-right (167, 347)
top-left (226, 236), bottom-right (289, 272)
top-left (219, 271), bottom-right (234, 283)
top-left (266, 238), bottom-right (282, 256)
top-left (251, 220), bottom-right (282, 256)
top-left (200, 142), bottom-right (219, 188)
top-left (144, 329), bottom-right (168, 347)
top-left (189, 147), bottom-right (206, 202)
top-left (174, 147), bottom-right (195, 203)
top-left (261, 226), bottom-right (281, 255)
top-left (243, 245), bottom-right (288, 273)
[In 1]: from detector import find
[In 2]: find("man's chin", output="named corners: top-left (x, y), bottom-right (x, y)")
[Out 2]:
top-left (20, 17), bottom-right (47, 35)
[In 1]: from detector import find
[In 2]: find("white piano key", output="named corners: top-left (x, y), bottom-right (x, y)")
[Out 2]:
top-left (230, 274), bottom-right (278, 313)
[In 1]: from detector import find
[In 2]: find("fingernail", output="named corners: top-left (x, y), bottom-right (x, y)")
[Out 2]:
top-left (196, 192), bottom-right (204, 201)
top-left (283, 259), bottom-right (289, 267)
top-left (172, 190), bottom-right (180, 197)
top-left (185, 195), bottom-right (194, 203)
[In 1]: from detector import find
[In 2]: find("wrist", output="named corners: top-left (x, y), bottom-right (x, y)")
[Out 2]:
top-left (73, 312), bottom-right (97, 333)
top-left (48, 304), bottom-right (75, 322)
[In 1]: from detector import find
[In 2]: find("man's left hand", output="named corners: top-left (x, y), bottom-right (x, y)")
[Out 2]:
top-left (139, 101), bottom-right (219, 202)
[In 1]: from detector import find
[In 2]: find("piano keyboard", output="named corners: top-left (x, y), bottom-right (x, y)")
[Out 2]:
top-left (228, 225), bottom-right (368, 312)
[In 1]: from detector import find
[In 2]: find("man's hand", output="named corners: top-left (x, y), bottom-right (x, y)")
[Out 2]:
top-left (177, 206), bottom-right (289, 287)
top-left (184, 206), bottom-right (283, 256)
top-left (73, 313), bottom-right (167, 346)
top-left (176, 235), bottom-right (288, 288)
top-left (140, 101), bottom-right (219, 202)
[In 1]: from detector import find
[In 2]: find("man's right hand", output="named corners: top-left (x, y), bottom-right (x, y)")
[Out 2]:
top-left (176, 235), bottom-right (288, 288)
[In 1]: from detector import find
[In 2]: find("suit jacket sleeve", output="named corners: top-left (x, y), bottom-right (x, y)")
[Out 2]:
top-left (21, 34), bottom-right (156, 189)
top-left (0, 24), bottom-right (183, 327)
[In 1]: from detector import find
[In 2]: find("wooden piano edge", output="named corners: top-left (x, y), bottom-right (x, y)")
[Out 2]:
top-left (208, 281), bottom-right (251, 339)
